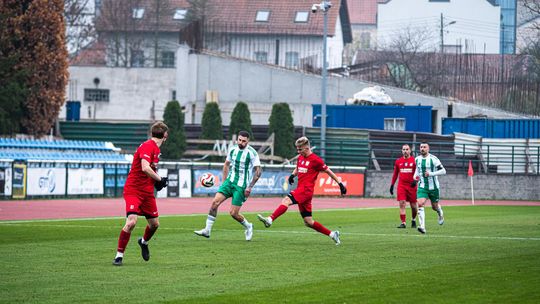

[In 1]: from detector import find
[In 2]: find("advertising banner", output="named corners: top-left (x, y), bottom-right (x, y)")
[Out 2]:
top-left (178, 169), bottom-right (192, 198)
top-left (12, 164), bottom-right (26, 199)
top-left (314, 173), bottom-right (364, 196)
top-left (156, 168), bottom-right (168, 198)
top-left (67, 168), bottom-right (104, 195)
top-left (27, 167), bottom-right (66, 196)
top-left (0, 168), bottom-right (5, 195)
top-left (167, 169), bottom-right (179, 197)
top-left (193, 169), bottom-right (291, 195)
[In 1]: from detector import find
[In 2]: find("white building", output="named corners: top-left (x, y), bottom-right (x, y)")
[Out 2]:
top-left (377, 0), bottom-right (501, 54)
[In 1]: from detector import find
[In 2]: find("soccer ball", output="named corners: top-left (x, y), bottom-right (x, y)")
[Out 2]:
top-left (200, 173), bottom-right (215, 187)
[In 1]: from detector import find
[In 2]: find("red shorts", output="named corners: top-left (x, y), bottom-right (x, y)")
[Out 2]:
top-left (289, 190), bottom-right (313, 216)
top-left (396, 185), bottom-right (417, 203)
top-left (124, 192), bottom-right (159, 218)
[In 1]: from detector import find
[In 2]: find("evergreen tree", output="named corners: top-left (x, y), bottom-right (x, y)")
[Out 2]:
top-left (1, 0), bottom-right (69, 136)
top-left (268, 103), bottom-right (295, 159)
top-left (229, 101), bottom-right (253, 139)
top-left (160, 100), bottom-right (186, 159)
top-left (201, 102), bottom-right (223, 161)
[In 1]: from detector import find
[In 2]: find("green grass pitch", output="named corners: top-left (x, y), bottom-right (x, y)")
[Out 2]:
top-left (1, 206), bottom-right (539, 303)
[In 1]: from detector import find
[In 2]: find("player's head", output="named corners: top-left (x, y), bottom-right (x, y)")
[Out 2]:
top-left (151, 121), bottom-right (168, 141)
top-left (401, 144), bottom-right (411, 157)
top-left (419, 142), bottom-right (430, 156)
top-left (295, 136), bottom-right (311, 157)
top-left (237, 131), bottom-right (250, 149)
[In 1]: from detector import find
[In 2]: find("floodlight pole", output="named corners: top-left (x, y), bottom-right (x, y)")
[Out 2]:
top-left (320, 1), bottom-right (330, 160)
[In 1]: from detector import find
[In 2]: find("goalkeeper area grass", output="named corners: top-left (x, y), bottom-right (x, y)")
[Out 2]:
top-left (1, 205), bottom-right (539, 303)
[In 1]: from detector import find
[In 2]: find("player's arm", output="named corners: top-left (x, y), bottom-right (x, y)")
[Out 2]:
top-left (288, 168), bottom-right (298, 184)
top-left (245, 166), bottom-right (262, 198)
top-left (222, 160), bottom-right (230, 183)
top-left (141, 159), bottom-right (162, 182)
top-left (427, 158), bottom-right (446, 176)
top-left (324, 167), bottom-right (347, 196)
top-left (390, 160), bottom-right (399, 195)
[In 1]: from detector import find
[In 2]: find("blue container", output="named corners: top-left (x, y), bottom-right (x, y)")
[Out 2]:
top-left (442, 118), bottom-right (540, 138)
top-left (312, 104), bottom-right (432, 132)
top-left (66, 101), bottom-right (81, 121)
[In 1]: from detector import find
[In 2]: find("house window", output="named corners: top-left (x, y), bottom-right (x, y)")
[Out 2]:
top-left (295, 11), bottom-right (309, 23)
top-left (84, 89), bottom-right (109, 102)
top-left (161, 51), bottom-right (175, 68)
top-left (285, 52), bottom-right (299, 68)
top-left (132, 8), bottom-right (144, 19)
top-left (255, 51), bottom-right (268, 63)
top-left (255, 10), bottom-right (270, 22)
top-left (131, 49), bottom-right (144, 67)
top-left (360, 32), bottom-right (371, 49)
top-left (171, 90), bottom-right (177, 101)
top-left (173, 9), bottom-right (187, 20)
top-left (384, 118), bottom-right (406, 131)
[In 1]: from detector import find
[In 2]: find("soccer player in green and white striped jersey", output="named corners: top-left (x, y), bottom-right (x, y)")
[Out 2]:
top-left (413, 142), bottom-right (446, 234)
top-left (194, 131), bottom-right (262, 241)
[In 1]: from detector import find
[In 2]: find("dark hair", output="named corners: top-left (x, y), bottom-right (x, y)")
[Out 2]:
top-left (151, 121), bottom-right (168, 139)
top-left (238, 130), bottom-right (250, 138)
top-left (421, 141), bottom-right (429, 145)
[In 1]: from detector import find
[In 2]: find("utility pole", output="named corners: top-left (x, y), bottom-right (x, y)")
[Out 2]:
top-left (440, 13), bottom-right (456, 54)
top-left (312, 1), bottom-right (332, 160)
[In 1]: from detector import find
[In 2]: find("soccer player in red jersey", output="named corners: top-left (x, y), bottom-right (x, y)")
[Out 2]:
top-left (389, 144), bottom-right (418, 228)
top-left (113, 122), bottom-right (169, 266)
top-left (257, 136), bottom-right (347, 245)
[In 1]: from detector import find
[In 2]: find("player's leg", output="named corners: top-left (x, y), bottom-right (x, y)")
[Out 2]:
top-left (429, 189), bottom-right (444, 225)
top-left (114, 195), bottom-right (141, 265)
top-left (138, 216), bottom-right (159, 262)
top-left (408, 187), bottom-right (418, 228)
top-left (396, 186), bottom-right (407, 228)
top-left (194, 192), bottom-right (228, 238)
top-left (257, 194), bottom-right (294, 228)
top-left (397, 200), bottom-right (407, 228)
top-left (229, 189), bottom-right (253, 241)
top-left (416, 188), bottom-right (429, 234)
top-left (301, 203), bottom-right (340, 245)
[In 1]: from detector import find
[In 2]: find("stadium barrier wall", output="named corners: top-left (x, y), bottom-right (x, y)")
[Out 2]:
top-left (365, 171), bottom-right (540, 201)
top-left (0, 160), bottom-right (365, 200)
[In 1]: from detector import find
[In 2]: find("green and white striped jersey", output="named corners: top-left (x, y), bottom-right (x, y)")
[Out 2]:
top-left (414, 154), bottom-right (446, 190)
top-left (226, 144), bottom-right (261, 188)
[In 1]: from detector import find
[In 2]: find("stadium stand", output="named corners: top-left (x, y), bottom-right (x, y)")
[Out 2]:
top-left (305, 127), bottom-right (370, 167)
top-left (0, 138), bottom-right (127, 161)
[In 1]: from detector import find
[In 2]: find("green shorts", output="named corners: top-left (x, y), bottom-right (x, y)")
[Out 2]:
top-left (218, 179), bottom-right (247, 206)
top-left (417, 187), bottom-right (440, 203)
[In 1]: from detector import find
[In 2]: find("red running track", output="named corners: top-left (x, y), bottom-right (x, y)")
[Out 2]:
top-left (1, 197), bottom-right (539, 221)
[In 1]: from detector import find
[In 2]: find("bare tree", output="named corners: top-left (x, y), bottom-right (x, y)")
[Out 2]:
top-left (522, 0), bottom-right (540, 31)
top-left (64, 0), bottom-right (96, 56)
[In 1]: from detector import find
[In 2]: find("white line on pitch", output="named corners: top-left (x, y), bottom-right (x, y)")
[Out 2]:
top-left (1, 222), bottom-right (539, 241)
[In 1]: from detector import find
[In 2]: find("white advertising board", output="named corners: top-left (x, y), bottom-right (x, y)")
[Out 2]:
top-left (67, 168), bottom-right (104, 195)
top-left (27, 168), bottom-right (67, 196)
top-left (179, 169), bottom-right (192, 198)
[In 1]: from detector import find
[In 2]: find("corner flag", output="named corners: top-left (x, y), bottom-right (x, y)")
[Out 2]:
top-left (468, 160), bottom-right (475, 205)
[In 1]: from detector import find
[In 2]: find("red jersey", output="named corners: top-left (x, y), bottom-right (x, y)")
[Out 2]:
top-left (391, 156), bottom-right (416, 187)
top-left (124, 139), bottom-right (161, 195)
top-left (296, 153), bottom-right (328, 194)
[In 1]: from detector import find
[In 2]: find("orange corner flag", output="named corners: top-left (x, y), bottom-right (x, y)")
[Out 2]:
top-left (468, 160), bottom-right (474, 177)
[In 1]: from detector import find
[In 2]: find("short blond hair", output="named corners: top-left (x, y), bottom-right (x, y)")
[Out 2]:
top-left (295, 136), bottom-right (310, 147)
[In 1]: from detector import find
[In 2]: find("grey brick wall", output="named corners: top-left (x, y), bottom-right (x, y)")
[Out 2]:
top-left (366, 171), bottom-right (540, 201)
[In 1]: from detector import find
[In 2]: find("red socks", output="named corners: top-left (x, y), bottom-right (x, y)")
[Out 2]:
top-left (400, 214), bottom-right (406, 223)
top-left (117, 230), bottom-right (131, 253)
top-left (312, 221), bottom-right (331, 236)
top-left (143, 225), bottom-right (157, 242)
top-left (270, 205), bottom-right (288, 221)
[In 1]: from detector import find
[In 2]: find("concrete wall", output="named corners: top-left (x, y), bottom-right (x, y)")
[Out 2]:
top-left (65, 45), bottom-right (533, 129)
top-left (378, 0), bottom-right (500, 53)
top-left (64, 66), bottom-right (176, 121)
top-left (365, 171), bottom-right (540, 201)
